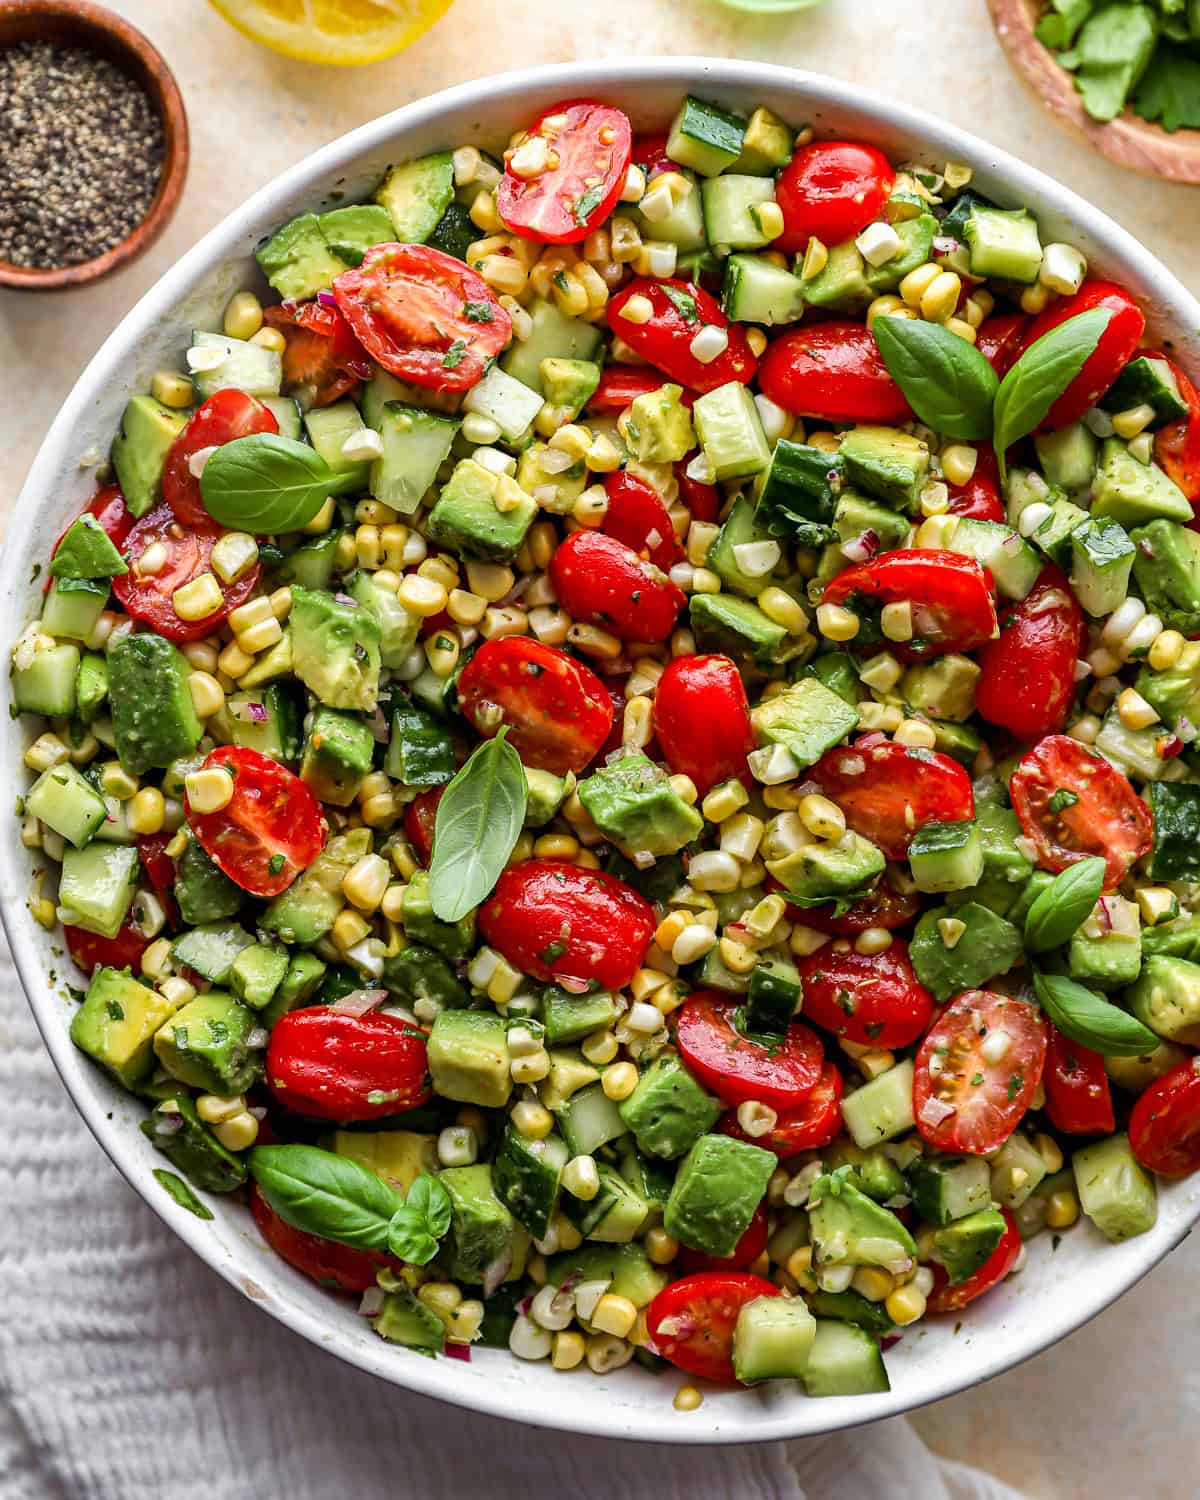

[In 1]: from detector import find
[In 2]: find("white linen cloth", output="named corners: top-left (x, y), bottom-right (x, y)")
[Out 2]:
top-left (0, 937), bottom-right (1025, 1500)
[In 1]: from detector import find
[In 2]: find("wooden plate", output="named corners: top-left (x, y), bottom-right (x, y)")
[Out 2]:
top-left (988, 0), bottom-right (1200, 184)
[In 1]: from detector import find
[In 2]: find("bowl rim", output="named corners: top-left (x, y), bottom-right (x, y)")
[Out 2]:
top-left (5, 55), bottom-right (1200, 1444)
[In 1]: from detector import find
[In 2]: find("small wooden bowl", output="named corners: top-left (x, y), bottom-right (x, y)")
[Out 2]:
top-left (988, 0), bottom-right (1200, 184)
top-left (0, 0), bottom-right (189, 290)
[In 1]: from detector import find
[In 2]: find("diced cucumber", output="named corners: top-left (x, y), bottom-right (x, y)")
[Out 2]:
top-left (374, 151), bottom-right (454, 243)
top-left (733, 1295), bottom-right (816, 1383)
top-left (12, 642), bottom-right (80, 716)
top-left (1070, 516), bottom-right (1135, 617)
top-left (700, 175), bottom-right (777, 251)
top-left (427, 200), bottom-right (479, 261)
top-left (907, 1155), bottom-right (992, 1226)
top-left (26, 763), bottom-right (107, 848)
top-left (693, 381), bottom-right (771, 481)
top-left (632, 170), bottom-right (707, 253)
top-left (58, 842), bottom-right (139, 938)
top-left (553, 1081), bottom-right (629, 1157)
top-left (665, 96), bottom-right (747, 177)
top-left (1073, 1132), bottom-right (1157, 1242)
top-left (41, 578), bottom-right (108, 643)
top-left (963, 205), bottom-right (1043, 284)
top-left (75, 652), bottom-right (108, 724)
top-left (756, 441), bottom-right (841, 532)
top-left (303, 401), bottom-right (371, 491)
top-left (171, 922), bottom-right (255, 985)
top-left (802, 1320), bottom-right (890, 1397)
top-left (840, 1060), bottom-right (915, 1148)
top-left (561, 1162), bottom-right (648, 1242)
top-left (1102, 354), bottom-right (1191, 427)
top-left (261, 395), bottom-right (302, 441)
top-left (542, 987), bottom-right (619, 1046)
top-left (190, 330), bottom-right (282, 399)
top-left (493, 1124), bottom-right (567, 1239)
top-left (1096, 706), bottom-right (1169, 782)
top-left (462, 362), bottom-right (544, 444)
top-left (1034, 421), bottom-right (1098, 494)
top-left (276, 532), bottom-right (341, 592)
top-left (948, 517), bottom-right (1041, 601)
top-left (722, 253), bottom-right (806, 326)
top-left (370, 404), bottom-right (460, 515)
top-left (501, 299), bottom-right (603, 394)
top-left (989, 1131), bottom-right (1047, 1208)
top-left (707, 493), bottom-right (779, 598)
top-left (745, 957), bottom-right (802, 1033)
top-left (908, 820), bottom-right (984, 893)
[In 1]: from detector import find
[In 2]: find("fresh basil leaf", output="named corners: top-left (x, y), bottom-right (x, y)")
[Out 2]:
top-left (200, 434), bottom-right (337, 532)
top-left (249, 1143), bottom-right (402, 1250)
top-left (429, 727), bottom-right (527, 923)
top-left (992, 307), bottom-right (1113, 480)
top-left (573, 184), bottom-right (605, 227)
top-left (662, 285), bottom-right (699, 324)
top-left (1023, 856), bottom-right (1106, 953)
top-left (873, 315), bottom-right (999, 439)
top-left (153, 1168), bottom-right (213, 1220)
top-left (407, 1173), bottom-right (453, 1237)
top-left (462, 300), bottom-right (494, 323)
top-left (1033, 969), bottom-right (1159, 1057)
top-left (386, 1174), bottom-right (453, 1264)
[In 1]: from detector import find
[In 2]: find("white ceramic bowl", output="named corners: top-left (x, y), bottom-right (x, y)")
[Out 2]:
top-left (6, 58), bottom-right (1200, 1445)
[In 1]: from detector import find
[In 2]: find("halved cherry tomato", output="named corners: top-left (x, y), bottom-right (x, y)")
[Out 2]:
top-left (1023, 280), bottom-right (1146, 430)
top-left (676, 991), bottom-right (824, 1109)
top-left (674, 452), bottom-right (720, 523)
top-left (601, 470), bottom-right (683, 571)
top-left (250, 1184), bottom-right (401, 1293)
top-left (332, 243), bottom-right (510, 392)
top-left (606, 278), bottom-right (757, 394)
top-left (1009, 734), bottom-right (1153, 890)
top-left (137, 833), bottom-right (179, 928)
top-left (112, 503), bottom-right (261, 643)
top-left (457, 636), bottom-right (614, 776)
top-left (478, 859), bottom-right (654, 990)
top-left (64, 920), bottom-right (149, 975)
top-left (186, 746), bottom-right (325, 898)
top-left (646, 1271), bottom-right (780, 1384)
top-left (927, 1208), bottom-right (1022, 1314)
top-left (913, 990), bottom-right (1048, 1155)
top-left (266, 1005), bottom-right (431, 1121)
top-left (162, 390), bottom-right (279, 527)
top-left (263, 299), bottom-right (370, 408)
top-left (822, 549), bottom-right (998, 661)
top-left (678, 1204), bottom-right (769, 1275)
top-left (404, 787), bottom-right (444, 867)
top-left (772, 872), bottom-right (921, 936)
top-left (549, 529), bottom-right (685, 642)
top-left (946, 445), bottom-right (1005, 523)
top-left (1151, 351), bottom-right (1200, 504)
top-left (1043, 1027), bottom-right (1115, 1135)
top-left (653, 653), bottom-right (754, 796)
top-left (775, 140), bottom-right (895, 255)
top-left (759, 322), bottom-right (912, 425)
top-left (1130, 1058), bottom-right (1200, 1178)
top-left (719, 1063), bottom-right (845, 1157)
top-left (808, 735), bottom-right (975, 860)
top-left (497, 99), bottom-right (632, 245)
top-left (586, 366), bottom-right (695, 415)
top-left (796, 941), bottom-right (934, 1050)
top-left (974, 313), bottom-right (1030, 380)
top-left (976, 566), bottom-right (1085, 743)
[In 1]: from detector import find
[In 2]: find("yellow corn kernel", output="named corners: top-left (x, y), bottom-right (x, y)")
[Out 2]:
top-left (920, 271), bottom-right (963, 323)
top-left (1148, 629), bottom-right (1185, 672)
top-left (867, 295), bottom-right (915, 330)
top-left (213, 1111), bottom-right (260, 1152)
top-left (184, 767), bottom-right (234, 814)
top-left (945, 316), bottom-right (977, 344)
top-left (900, 262), bottom-right (941, 307)
top-left (591, 1293), bottom-right (638, 1339)
top-left (173, 572), bottom-right (224, 621)
top-left (331, 909), bottom-right (371, 953)
top-left (674, 1386), bottom-right (703, 1413)
top-left (238, 615), bottom-right (283, 655)
top-left (465, 560), bottom-right (515, 602)
top-left (816, 603), bottom-right (860, 642)
top-left (894, 718), bottom-right (937, 749)
top-left (701, 779), bottom-right (750, 825)
top-left (581, 1029), bottom-right (619, 1065)
top-left (127, 788), bottom-right (166, 837)
top-left (217, 641), bottom-right (254, 680)
top-left (851, 1267), bottom-right (895, 1302)
top-left (800, 237), bottom-right (828, 281)
top-left (469, 190), bottom-right (503, 233)
top-left (512, 1100), bottom-right (554, 1140)
top-left (552, 1330), bottom-right (587, 1370)
top-left (533, 833), bottom-right (580, 860)
top-left (398, 574), bottom-right (449, 617)
top-left (1045, 1191), bottom-right (1080, 1229)
top-left (447, 589), bottom-right (486, 627)
top-left (343, 853), bottom-right (391, 913)
top-left (1020, 282), bottom-right (1052, 315)
top-left (250, 326), bottom-right (286, 354)
top-left (566, 621), bottom-right (621, 660)
top-left (797, 793), bottom-right (846, 841)
top-left (196, 1093), bottom-right (245, 1125)
top-left (885, 1284), bottom-right (927, 1327)
top-left (223, 290), bottom-right (264, 341)
top-left (941, 443), bottom-right (978, 487)
top-left (150, 370), bottom-right (195, 409)
top-left (880, 600), bottom-right (914, 642)
top-left (303, 497), bottom-right (336, 535)
top-left (719, 936), bottom-right (758, 974)
top-left (360, 792), bottom-right (398, 828)
top-left (601, 1062), bottom-right (639, 1101)
top-left (508, 831), bottom-right (535, 867)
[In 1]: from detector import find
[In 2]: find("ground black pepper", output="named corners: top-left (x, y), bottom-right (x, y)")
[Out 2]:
top-left (0, 40), bottom-right (165, 269)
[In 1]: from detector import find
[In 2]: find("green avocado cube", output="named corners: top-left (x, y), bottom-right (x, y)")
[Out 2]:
top-left (374, 152), bottom-right (454, 244)
top-left (732, 1295), bottom-right (816, 1384)
top-left (333, 1128), bottom-right (439, 1194)
top-left (835, 491), bottom-right (911, 552)
top-left (539, 357), bottom-right (600, 422)
top-left (70, 966), bottom-right (177, 1090)
top-left (1068, 895), bottom-right (1142, 991)
top-left (228, 942), bottom-right (290, 1010)
top-left (50, 514), bottom-right (128, 581)
top-left (1073, 1132), bottom-right (1157, 1242)
top-left (751, 677), bottom-right (859, 771)
top-left (1126, 954), bottom-right (1200, 1045)
top-left (440, 1163), bottom-right (526, 1283)
top-left (625, 382), bottom-right (695, 464)
top-left (427, 458), bottom-right (536, 563)
top-left (383, 944), bottom-right (468, 1010)
top-left (1091, 439), bottom-right (1192, 528)
top-left (300, 707), bottom-right (375, 806)
top-left (840, 425), bottom-right (930, 511)
top-left (261, 828), bottom-right (369, 945)
top-left (256, 211), bottom-right (346, 301)
top-left (141, 1096), bottom-right (247, 1193)
top-left (809, 1170), bottom-right (917, 1273)
top-left (908, 820), bottom-right (984, 894)
top-left (933, 1207), bottom-right (1007, 1284)
top-left (618, 1056), bottom-right (722, 1160)
top-left (290, 587), bottom-right (381, 713)
top-left (664, 1133), bottom-right (775, 1257)
top-left (523, 766), bottom-right (571, 829)
top-left (541, 986), bottom-right (618, 1047)
top-left (689, 593), bottom-right (790, 676)
top-left (402, 869), bottom-right (476, 960)
top-left (153, 992), bottom-right (263, 1095)
top-left (109, 396), bottom-right (188, 519)
top-left (822, 1140), bottom-right (905, 1203)
top-left (577, 751), bottom-right (703, 859)
top-left (317, 203), bottom-right (394, 264)
top-left (262, 952), bottom-right (328, 1027)
top-left (732, 106), bottom-right (795, 174)
top-left (901, 655), bottom-right (981, 723)
top-left (1130, 519), bottom-right (1200, 637)
top-left (427, 1008), bottom-right (512, 1108)
top-left (372, 1285), bottom-right (446, 1354)
top-left (766, 831), bottom-right (885, 907)
top-left (175, 838), bottom-right (244, 926)
top-left (108, 633), bottom-right (203, 777)
top-left (909, 901), bottom-right (1023, 1001)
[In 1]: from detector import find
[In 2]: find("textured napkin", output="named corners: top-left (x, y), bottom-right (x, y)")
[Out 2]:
top-left (0, 937), bottom-right (1025, 1500)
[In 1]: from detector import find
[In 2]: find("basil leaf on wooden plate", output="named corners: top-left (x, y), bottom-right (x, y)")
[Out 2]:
top-left (429, 728), bottom-right (527, 923)
top-left (1033, 970), bottom-right (1159, 1056)
top-left (249, 1143), bottom-right (402, 1249)
top-left (200, 433), bottom-right (337, 532)
top-left (992, 306), bottom-right (1114, 479)
top-left (386, 1173), bottom-right (453, 1264)
top-left (873, 315), bottom-right (999, 439)
top-left (1024, 856), bottom-right (1106, 954)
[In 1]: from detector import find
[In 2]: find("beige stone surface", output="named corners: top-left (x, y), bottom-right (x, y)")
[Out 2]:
top-left (1, 1), bottom-right (1198, 1493)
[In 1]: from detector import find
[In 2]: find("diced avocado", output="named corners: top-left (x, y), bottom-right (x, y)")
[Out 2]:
top-left (374, 151), bottom-right (453, 242)
top-left (427, 1008), bottom-right (511, 1108)
top-left (109, 396), bottom-right (189, 519)
top-left (547, 1242), bottom-right (668, 1307)
top-left (1126, 954), bottom-right (1200, 1045)
top-left (427, 457), bottom-right (536, 563)
top-left (383, 943), bottom-right (468, 1010)
top-left (1142, 910), bottom-right (1200, 961)
top-left (732, 106), bottom-right (795, 173)
top-left (370, 403), bottom-right (460, 516)
top-left (228, 942), bottom-right (290, 1010)
top-left (751, 677), bottom-right (858, 770)
top-left (1130, 519), bottom-right (1200, 636)
top-left (989, 1131), bottom-right (1047, 1209)
top-left (349, 569), bottom-right (421, 669)
top-left (664, 1133), bottom-right (775, 1257)
top-left (1091, 439), bottom-right (1193, 528)
top-left (666, 95), bottom-right (746, 177)
top-left (220, 623), bottom-right (293, 690)
top-left (617, 1141), bottom-right (674, 1214)
top-left (515, 441), bottom-right (587, 515)
top-left (12, 640), bottom-right (79, 716)
top-left (523, 766), bottom-right (571, 829)
top-left (175, 838), bottom-right (244, 926)
top-left (541, 986), bottom-right (617, 1047)
top-left (1137, 643), bottom-right (1200, 740)
top-left (618, 1056), bottom-right (722, 1160)
top-left (256, 211), bottom-right (346, 300)
top-left (1147, 781), bottom-right (1200, 882)
top-left (501, 298), bottom-right (603, 394)
top-left (624, 382), bottom-right (695, 465)
top-left (303, 401), bottom-right (371, 492)
top-left (802, 1319), bottom-right (890, 1397)
top-left (934, 1207), bottom-right (1007, 1284)
top-left (722, 253), bottom-right (806, 326)
top-left (835, 491), bottom-right (911, 552)
top-left (908, 1154), bottom-right (992, 1225)
top-left (840, 426), bottom-right (930, 512)
top-left (58, 842), bottom-right (140, 938)
top-left (701, 174), bottom-right (779, 251)
top-left (689, 593), bottom-right (790, 676)
top-left (540, 357), bottom-right (601, 422)
top-left (840, 1059), bottom-right (916, 1148)
top-left (402, 869), bottom-right (476, 960)
top-left (299, 706), bottom-right (375, 806)
top-left (1104, 1039), bottom-right (1190, 1092)
top-left (1103, 354), bottom-right (1191, 427)
top-left (540, 1049), bottom-right (600, 1111)
top-left (902, 655), bottom-right (981, 723)
top-left (1035, 421), bottom-right (1099, 494)
top-left (75, 651), bottom-right (109, 724)
top-left (372, 1285), bottom-right (446, 1354)
top-left (863, 214), bottom-right (939, 294)
top-left (560, 1161), bottom-right (649, 1243)
top-left (766, 831), bottom-right (885, 908)
top-left (910, 901), bottom-right (1023, 1001)
top-left (261, 827), bottom-right (369, 944)
top-left (908, 820), bottom-right (984, 894)
top-left (698, 943), bottom-right (751, 996)
top-left (810, 1172), bottom-right (916, 1277)
top-left (333, 1128), bottom-right (438, 1194)
top-left (154, 992), bottom-right (262, 1095)
top-left (493, 1124), bottom-right (567, 1239)
top-left (963, 204), bottom-right (1043, 283)
top-left (800, 238), bottom-right (872, 314)
top-left (440, 1163), bottom-right (526, 1283)
top-left (142, 1096), bottom-right (247, 1193)
top-left (1070, 515), bottom-right (1136, 617)
top-left (1094, 705), bottom-right (1168, 783)
top-left (577, 751), bottom-right (703, 859)
top-left (1073, 1133), bottom-right (1157, 1242)
top-left (70, 967), bottom-right (177, 1089)
top-left (317, 203), bottom-right (395, 264)
top-left (171, 922), bottom-right (255, 985)
top-left (823, 1140), bottom-right (905, 1203)
top-left (212, 683), bottom-right (303, 763)
top-left (50, 516), bottom-right (127, 584)
top-left (26, 762), bottom-right (107, 849)
top-left (693, 381), bottom-right (771, 481)
top-left (385, 701), bottom-right (455, 788)
top-left (733, 1295), bottom-right (816, 1383)
top-left (553, 1080), bottom-right (628, 1156)
top-left (744, 956), bottom-right (803, 1034)
top-left (190, 330), bottom-right (282, 401)
top-left (1068, 893), bottom-right (1142, 990)
top-left (262, 952), bottom-right (327, 1027)
top-left (708, 493), bottom-right (782, 599)
top-left (290, 586), bottom-right (381, 712)
top-left (108, 634), bottom-right (202, 776)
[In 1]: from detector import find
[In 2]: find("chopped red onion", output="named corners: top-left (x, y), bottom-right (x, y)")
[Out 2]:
top-left (358, 1287), bottom-right (385, 1317)
top-left (247, 701), bottom-right (268, 724)
top-left (330, 988), bottom-right (387, 1017)
top-left (918, 1096), bottom-right (957, 1128)
top-left (933, 236), bottom-right (958, 255)
top-left (317, 289), bottom-right (338, 308)
top-left (443, 1342), bottom-right (472, 1361)
top-left (482, 1247), bottom-right (513, 1298)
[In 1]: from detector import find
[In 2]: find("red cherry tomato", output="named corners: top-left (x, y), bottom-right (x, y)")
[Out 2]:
top-left (263, 300), bottom-right (370, 408)
top-left (759, 322), bottom-right (911, 425)
top-left (822, 549), bottom-right (998, 661)
top-left (186, 746), bottom-right (326, 898)
top-left (250, 1185), bottom-right (401, 1293)
top-left (137, 833), bottom-right (179, 928)
top-left (632, 132), bottom-right (675, 180)
top-left (64, 920), bottom-right (149, 975)
top-left (914, 990), bottom-right (1048, 1155)
top-left (1151, 352), bottom-right (1200, 504)
top-left (808, 735), bottom-right (974, 860)
top-left (586, 367), bottom-right (695, 415)
top-left (1009, 734), bottom-right (1153, 891)
top-left (674, 452), bottom-right (720, 523)
top-left (162, 390), bottom-right (279, 527)
top-left (601, 470), bottom-right (683, 571)
top-left (1043, 1027), bottom-right (1115, 1135)
top-left (927, 1208), bottom-right (1022, 1314)
top-left (976, 566), bottom-right (1085, 743)
top-left (719, 1063), bottom-right (845, 1157)
top-left (478, 859), bottom-right (655, 989)
top-left (606, 278), bottom-right (757, 394)
top-left (53, 484), bottom-right (133, 558)
top-left (404, 787), bottom-right (443, 867)
top-left (676, 992), bottom-right (824, 1110)
top-left (795, 941), bottom-right (934, 1050)
top-left (946, 445), bottom-right (1005, 523)
top-left (646, 1272), bottom-right (780, 1384)
top-left (678, 1204), bottom-right (769, 1275)
top-left (974, 313), bottom-right (1030, 380)
top-left (112, 503), bottom-right (261, 644)
top-left (772, 873), bottom-right (921, 936)
top-left (266, 1005), bottom-right (431, 1121)
top-left (1130, 1058), bottom-right (1200, 1178)
top-left (774, 140), bottom-right (895, 255)
top-left (653, 653), bottom-right (754, 796)
top-left (497, 100), bottom-right (632, 245)
top-left (1023, 280), bottom-right (1146, 429)
top-left (457, 637), bottom-right (614, 776)
top-left (549, 529), bottom-right (685, 643)
top-left (332, 243), bottom-right (510, 392)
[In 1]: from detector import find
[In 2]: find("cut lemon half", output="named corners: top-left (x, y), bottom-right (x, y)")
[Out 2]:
top-left (207, 0), bottom-right (453, 65)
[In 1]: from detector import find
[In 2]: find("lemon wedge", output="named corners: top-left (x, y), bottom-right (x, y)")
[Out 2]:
top-left (207, 0), bottom-right (453, 65)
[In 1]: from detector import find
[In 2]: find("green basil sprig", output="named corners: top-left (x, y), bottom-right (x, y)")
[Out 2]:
top-left (429, 727), bottom-right (527, 923)
top-left (387, 1174), bottom-right (453, 1264)
top-left (250, 1143), bottom-right (402, 1250)
top-left (200, 434), bottom-right (338, 532)
top-left (1032, 970), bottom-right (1158, 1057)
top-left (992, 307), bottom-right (1113, 480)
top-left (153, 1168), bottom-right (213, 1220)
top-left (873, 315), bottom-right (999, 439)
top-left (1023, 856), bottom-right (1106, 953)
